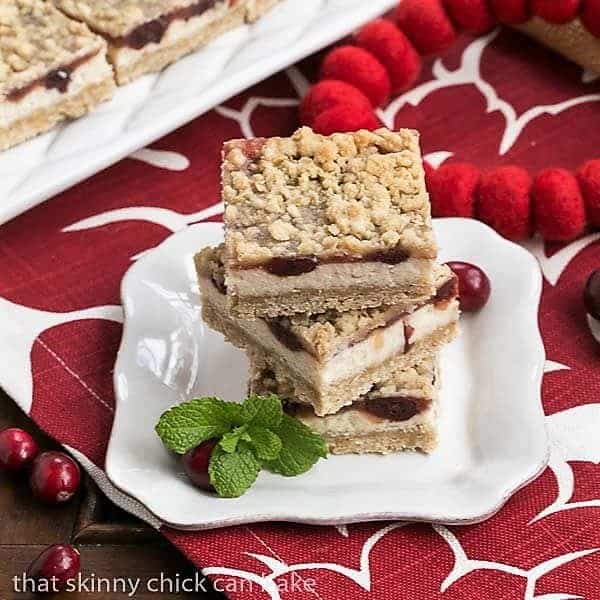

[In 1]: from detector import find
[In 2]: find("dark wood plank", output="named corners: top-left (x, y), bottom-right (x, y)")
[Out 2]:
top-left (0, 391), bottom-right (224, 599)
top-left (0, 390), bottom-right (82, 545)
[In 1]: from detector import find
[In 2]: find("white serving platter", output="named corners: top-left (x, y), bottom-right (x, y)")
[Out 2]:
top-left (107, 218), bottom-right (548, 530)
top-left (0, 0), bottom-right (397, 226)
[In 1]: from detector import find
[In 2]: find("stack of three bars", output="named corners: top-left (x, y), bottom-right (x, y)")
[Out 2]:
top-left (196, 127), bottom-right (459, 455)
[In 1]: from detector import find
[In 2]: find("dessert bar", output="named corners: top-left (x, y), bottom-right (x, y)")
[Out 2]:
top-left (0, 0), bottom-right (115, 151)
top-left (222, 126), bottom-right (438, 319)
top-left (54, 0), bottom-right (248, 85)
top-left (197, 244), bottom-right (458, 416)
top-left (249, 354), bottom-right (440, 454)
top-left (246, 0), bottom-right (282, 22)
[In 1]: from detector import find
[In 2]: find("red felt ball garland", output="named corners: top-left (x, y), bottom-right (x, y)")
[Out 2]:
top-left (298, 0), bottom-right (600, 243)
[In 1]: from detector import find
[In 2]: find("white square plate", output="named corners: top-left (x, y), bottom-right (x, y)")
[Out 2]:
top-left (0, 0), bottom-right (397, 225)
top-left (107, 218), bottom-right (548, 530)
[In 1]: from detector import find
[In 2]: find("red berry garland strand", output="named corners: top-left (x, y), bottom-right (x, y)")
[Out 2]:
top-left (531, 0), bottom-right (581, 25)
top-left (443, 0), bottom-right (497, 34)
top-left (298, 0), bottom-right (600, 243)
top-left (489, 0), bottom-right (531, 24)
top-left (396, 0), bottom-right (457, 54)
top-left (356, 19), bottom-right (422, 94)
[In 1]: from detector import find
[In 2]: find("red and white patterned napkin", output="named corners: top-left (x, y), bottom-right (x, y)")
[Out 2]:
top-left (1, 30), bottom-right (599, 600)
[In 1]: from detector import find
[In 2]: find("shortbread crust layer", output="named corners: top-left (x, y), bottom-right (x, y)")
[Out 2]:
top-left (249, 355), bottom-right (439, 454)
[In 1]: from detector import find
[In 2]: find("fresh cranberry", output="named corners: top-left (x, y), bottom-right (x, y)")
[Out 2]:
top-left (445, 261), bottom-right (491, 312)
top-left (182, 440), bottom-right (218, 490)
top-left (30, 451), bottom-right (81, 505)
top-left (0, 428), bottom-right (38, 471)
top-left (584, 269), bottom-right (600, 320)
top-left (27, 544), bottom-right (80, 591)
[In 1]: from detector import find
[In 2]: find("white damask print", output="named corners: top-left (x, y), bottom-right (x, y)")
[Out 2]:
top-left (434, 524), bottom-right (599, 600)
top-left (532, 404), bottom-right (600, 522)
top-left (377, 31), bottom-right (600, 155)
top-left (203, 523), bottom-right (408, 600)
top-left (0, 297), bottom-right (122, 413)
top-left (130, 148), bottom-right (190, 171)
top-left (523, 234), bottom-right (600, 286)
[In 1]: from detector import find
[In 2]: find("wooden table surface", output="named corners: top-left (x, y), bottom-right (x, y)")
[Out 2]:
top-left (0, 390), bottom-right (225, 599)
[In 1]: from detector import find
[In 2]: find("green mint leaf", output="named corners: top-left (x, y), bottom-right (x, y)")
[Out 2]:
top-left (208, 445), bottom-right (261, 498)
top-left (263, 414), bottom-right (328, 476)
top-left (155, 397), bottom-right (241, 454)
top-left (246, 425), bottom-right (282, 461)
top-left (240, 394), bottom-right (283, 429)
top-left (219, 425), bottom-right (249, 453)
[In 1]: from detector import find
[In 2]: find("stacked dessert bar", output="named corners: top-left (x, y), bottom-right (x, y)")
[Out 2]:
top-left (196, 127), bottom-right (459, 455)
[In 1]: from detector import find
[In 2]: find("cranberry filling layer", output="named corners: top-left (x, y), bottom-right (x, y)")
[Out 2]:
top-left (249, 248), bottom-right (412, 277)
top-left (7, 50), bottom-right (99, 102)
top-left (284, 395), bottom-right (431, 422)
top-left (108, 0), bottom-right (221, 50)
top-left (361, 395), bottom-right (431, 421)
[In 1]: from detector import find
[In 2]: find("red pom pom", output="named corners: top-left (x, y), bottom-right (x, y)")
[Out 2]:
top-left (443, 0), bottom-right (498, 33)
top-left (355, 19), bottom-right (421, 94)
top-left (581, 0), bottom-right (600, 37)
top-left (300, 80), bottom-right (373, 127)
top-left (396, 0), bottom-right (457, 55)
top-left (577, 159), bottom-right (600, 227)
top-left (476, 166), bottom-right (532, 240)
top-left (312, 104), bottom-right (380, 136)
top-left (320, 46), bottom-right (391, 107)
top-left (429, 163), bottom-right (480, 218)
top-left (532, 168), bottom-right (587, 241)
top-left (531, 0), bottom-right (580, 24)
top-left (490, 0), bottom-right (531, 24)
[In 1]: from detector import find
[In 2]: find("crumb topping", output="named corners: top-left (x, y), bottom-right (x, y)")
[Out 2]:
top-left (0, 0), bottom-right (104, 92)
top-left (54, 0), bottom-right (227, 38)
top-left (223, 127), bottom-right (436, 267)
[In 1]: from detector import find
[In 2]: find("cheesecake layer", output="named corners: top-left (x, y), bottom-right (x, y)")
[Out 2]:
top-left (249, 355), bottom-right (439, 454)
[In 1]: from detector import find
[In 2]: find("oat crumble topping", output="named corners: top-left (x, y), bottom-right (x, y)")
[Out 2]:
top-left (54, 0), bottom-right (228, 38)
top-left (223, 127), bottom-right (436, 267)
top-left (0, 0), bottom-right (104, 93)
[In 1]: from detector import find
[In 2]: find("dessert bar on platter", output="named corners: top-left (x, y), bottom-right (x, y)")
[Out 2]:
top-left (196, 244), bottom-right (458, 416)
top-left (54, 0), bottom-right (250, 85)
top-left (0, 0), bottom-right (115, 150)
top-left (249, 354), bottom-right (440, 455)
top-left (1, 0), bottom-right (283, 151)
top-left (222, 127), bottom-right (437, 319)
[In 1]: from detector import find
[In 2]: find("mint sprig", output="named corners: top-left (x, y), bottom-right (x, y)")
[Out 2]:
top-left (155, 394), bottom-right (328, 498)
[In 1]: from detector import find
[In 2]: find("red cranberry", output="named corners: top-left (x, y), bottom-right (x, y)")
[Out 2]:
top-left (584, 269), bottom-right (600, 321)
top-left (27, 544), bottom-right (80, 591)
top-left (30, 451), bottom-right (81, 505)
top-left (446, 261), bottom-right (491, 312)
top-left (182, 440), bottom-right (218, 490)
top-left (0, 428), bottom-right (38, 471)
